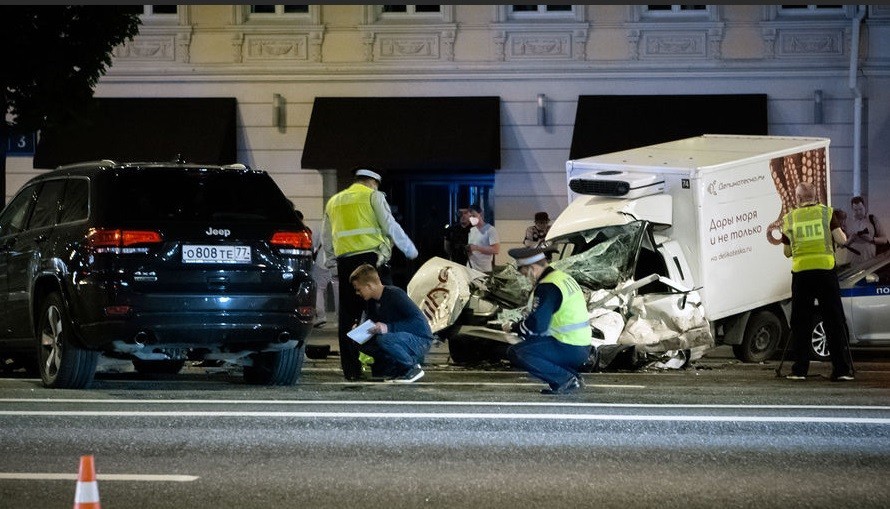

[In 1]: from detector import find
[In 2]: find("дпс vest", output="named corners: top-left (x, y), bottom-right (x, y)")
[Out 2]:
top-left (539, 269), bottom-right (591, 346)
top-left (783, 204), bottom-right (835, 272)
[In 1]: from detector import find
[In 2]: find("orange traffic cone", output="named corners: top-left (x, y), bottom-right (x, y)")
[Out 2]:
top-left (73, 455), bottom-right (101, 509)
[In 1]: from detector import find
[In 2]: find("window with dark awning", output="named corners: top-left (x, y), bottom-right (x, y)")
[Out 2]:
top-left (33, 98), bottom-right (237, 169)
top-left (301, 96), bottom-right (501, 171)
top-left (570, 94), bottom-right (768, 160)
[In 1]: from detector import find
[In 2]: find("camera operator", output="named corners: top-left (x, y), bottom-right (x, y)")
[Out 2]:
top-left (846, 196), bottom-right (888, 264)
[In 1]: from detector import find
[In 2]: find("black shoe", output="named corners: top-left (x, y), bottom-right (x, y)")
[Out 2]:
top-left (388, 364), bottom-right (425, 383)
top-left (831, 373), bottom-right (855, 382)
top-left (541, 376), bottom-right (582, 395)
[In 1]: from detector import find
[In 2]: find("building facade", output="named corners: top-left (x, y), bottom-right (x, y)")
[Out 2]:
top-left (7, 4), bottom-right (890, 262)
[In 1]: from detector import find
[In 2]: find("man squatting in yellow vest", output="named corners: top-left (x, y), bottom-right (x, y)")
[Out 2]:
top-left (501, 246), bottom-right (592, 395)
top-left (322, 168), bottom-right (419, 381)
top-left (781, 181), bottom-right (855, 381)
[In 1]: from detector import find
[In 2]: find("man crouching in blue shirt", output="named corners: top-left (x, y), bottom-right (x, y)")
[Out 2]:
top-left (502, 246), bottom-right (592, 395)
top-left (349, 263), bottom-right (433, 383)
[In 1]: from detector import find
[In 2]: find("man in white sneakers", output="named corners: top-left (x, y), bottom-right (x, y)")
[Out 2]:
top-left (350, 263), bottom-right (432, 383)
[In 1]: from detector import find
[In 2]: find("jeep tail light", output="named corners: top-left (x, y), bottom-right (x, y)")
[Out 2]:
top-left (88, 228), bottom-right (163, 248)
top-left (270, 231), bottom-right (312, 250)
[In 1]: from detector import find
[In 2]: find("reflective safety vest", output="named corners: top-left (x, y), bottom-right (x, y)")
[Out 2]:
top-left (326, 184), bottom-right (389, 257)
top-left (539, 270), bottom-right (591, 346)
top-left (783, 204), bottom-right (835, 272)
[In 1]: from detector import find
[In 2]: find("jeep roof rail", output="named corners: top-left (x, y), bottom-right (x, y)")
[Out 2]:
top-left (56, 160), bottom-right (119, 170)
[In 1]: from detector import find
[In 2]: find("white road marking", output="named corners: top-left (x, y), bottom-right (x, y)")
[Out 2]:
top-left (1, 398), bottom-right (889, 411)
top-left (323, 382), bottom-right (648, 389)
top-left (0, 410), bottom-right (888, 424)
top-left (0, 473), bottom-right (198, 482)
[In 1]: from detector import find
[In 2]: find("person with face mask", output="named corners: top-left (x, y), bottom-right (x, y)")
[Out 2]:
top-left (466, 203), bottom-right (500, 273)
top-left (501, 246), bottom-right (592, 395)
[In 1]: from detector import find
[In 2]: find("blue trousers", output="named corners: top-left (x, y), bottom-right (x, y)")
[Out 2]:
top-left (337, 252), bottom-right (392, 380)
top-left (507, 336), bottom-right (591, 389)
top-left (360, 332), bottom-right (431, 378)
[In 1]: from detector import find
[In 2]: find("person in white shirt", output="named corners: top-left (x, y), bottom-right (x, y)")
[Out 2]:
top-left (466, 203), bottom-right (499, 273)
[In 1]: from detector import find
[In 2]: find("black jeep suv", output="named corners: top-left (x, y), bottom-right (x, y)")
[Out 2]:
top-left (0, 160), bottom-right (315, 388)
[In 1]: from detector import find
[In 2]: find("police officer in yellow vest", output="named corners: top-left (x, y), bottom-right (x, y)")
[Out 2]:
top-left (781, 181), bottom-right (855, 381)
top-left (322, 167), bottom-right (419, 380)
top-left (502, 246), bottom-right (592, 394)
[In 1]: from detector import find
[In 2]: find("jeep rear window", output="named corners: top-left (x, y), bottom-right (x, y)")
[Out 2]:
top-left (109, 170), bottom-right (295, 223)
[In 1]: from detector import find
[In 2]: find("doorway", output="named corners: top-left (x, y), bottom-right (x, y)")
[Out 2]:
top-left (381, 172), bottom-right (494, 287)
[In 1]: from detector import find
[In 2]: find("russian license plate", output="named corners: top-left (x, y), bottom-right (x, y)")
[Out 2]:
top-left (182, 245), bottom-right (251, 264)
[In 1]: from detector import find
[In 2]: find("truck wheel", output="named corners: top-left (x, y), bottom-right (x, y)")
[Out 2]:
top-left (36, 292), bottom-right (98, 389)
top-left (733, 310), bottom-right (782, 363)
top-left (243, 344), bottom-right (304, 385)
top-left (447, 334), bottom-right (482, 365)
top-left (132, 359), bottom-right (186, 375)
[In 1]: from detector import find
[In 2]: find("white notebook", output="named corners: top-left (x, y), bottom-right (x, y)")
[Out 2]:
top-left (347, 319), bottom-right (376, 344)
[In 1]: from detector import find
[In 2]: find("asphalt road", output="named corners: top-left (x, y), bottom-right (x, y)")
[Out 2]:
top-left (1, 342), bottom-right (889, 509)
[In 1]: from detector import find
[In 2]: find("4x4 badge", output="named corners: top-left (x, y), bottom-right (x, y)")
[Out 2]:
top-left (205, 227), bottom-right (231, 237)
top-left (133, 271), bottom-right (157, 282)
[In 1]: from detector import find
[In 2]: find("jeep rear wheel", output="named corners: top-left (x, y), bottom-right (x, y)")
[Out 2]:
top-left (243, 343), bottom-right (304, 385)
top-left (37, 293), bottom-right (98, 389)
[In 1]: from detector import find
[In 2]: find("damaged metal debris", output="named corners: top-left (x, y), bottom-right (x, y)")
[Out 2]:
top-left (408, 220), bottom-right (715, 372)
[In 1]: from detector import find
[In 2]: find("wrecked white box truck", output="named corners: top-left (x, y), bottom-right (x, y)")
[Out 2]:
top-left (557, 134), bottom-right (831, 362)
top-left (408, 135), bottom-right (831, 365)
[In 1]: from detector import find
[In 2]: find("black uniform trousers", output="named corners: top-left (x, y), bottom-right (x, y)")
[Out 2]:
top-left (789, 268), bottom-right (854, 378)
top-left (336, 251), bottom-right (393, 380)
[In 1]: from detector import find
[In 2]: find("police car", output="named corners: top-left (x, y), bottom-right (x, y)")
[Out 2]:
top-left (810, 252), bottom-right (890, 360)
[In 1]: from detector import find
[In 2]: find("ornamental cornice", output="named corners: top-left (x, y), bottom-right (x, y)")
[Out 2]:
top-left (625, 21), bottom-right (725, 60)
top-left (231, 24), bottom-right (326, 63)
top-left (489, 22), bottom-right (589, 61)
top-left (358, 23), bottom-right (457, 62)
top-left (112, 25), bottom-right (193, 64)
top-left (760, 21), bottom-right (850, 59)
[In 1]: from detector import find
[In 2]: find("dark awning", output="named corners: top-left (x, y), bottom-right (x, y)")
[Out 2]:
top-left (301, 96), bottom-right (500, 171)
top-left (570, 94), bottom-right (768, 160)
top-left (33, 97), bottom-right (237, 169)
